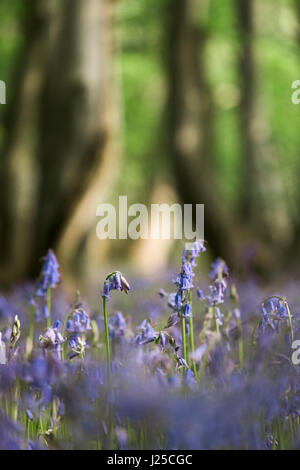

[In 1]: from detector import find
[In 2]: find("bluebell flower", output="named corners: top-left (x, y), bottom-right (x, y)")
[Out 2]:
top-left (36, 249), bottom-right (61, 297)
top-left (175, 292), bottom-right (182, 311)
top-left (115, 272), bottom-right (122, 290)
top-left (197, 288), bottom-right (205, 300)
top-left (108, 311), bottom-right (126, 340)
top-left (39, 322), bottom-right (65, 357)
top-left (68, 335), bottom-right (87, 360)
top-left (183, 303), bottom-right (192, 318)
top-left (102, 272), bottom-right (131, 300)
top-left (214, 306), bottom-right (223, 326)
top-left (102, 281), bottom-right (110, 300)
top-left (65, 308), bottom-right (91, 334)
top-left (26, 409), bottom-right (33, 421)
top-left (43, 304), bottom-right (49, 318)
top-left (210, 258), bottom-right (229, 280)
top-left (136, 320), bottom-right (158, 345)
top-left (209, 278), bottom-right (227, 305)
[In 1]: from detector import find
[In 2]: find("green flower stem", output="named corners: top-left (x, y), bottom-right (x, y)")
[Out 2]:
top-left (180, 289), bottom-right (187, 365)
top-left (213, 306), bottom-right (220, 335)
top-left (188, 290), bottom-right (197, 378)
top-left (180, 314), bottom-right (187, 364)
top-left (46, 288), bottom-right (51, 329)
top-left (285, 301), bottom-right (294, 343)
top-left (102, 296), bottom-right (111, 373)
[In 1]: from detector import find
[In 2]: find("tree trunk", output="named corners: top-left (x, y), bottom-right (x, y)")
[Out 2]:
top-left (165, 0), bottom-right (241, 268)
top-left (235, 0), bottom-right (292, 270)
top-left (0, 0), bottom-right (120, 285)
top-left (0, 0), bottom-right (59, 284)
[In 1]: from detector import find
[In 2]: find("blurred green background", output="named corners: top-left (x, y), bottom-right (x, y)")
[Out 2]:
top-left (1, 0), bottom-right (300, 286)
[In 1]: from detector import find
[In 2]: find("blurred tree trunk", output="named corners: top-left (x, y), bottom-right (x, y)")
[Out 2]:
top-left (0, 0), bottom-right (57, 283)
top-left (165, 0), bottom-right (241, 267)
top-left (33, 0), bottom-right (120, 275)
top-left (235, 0), bottom-right (256, 222)
top-left (235, 0), bottom-right (292, 271)
top-left (0, 0), bottom-right (120, 285)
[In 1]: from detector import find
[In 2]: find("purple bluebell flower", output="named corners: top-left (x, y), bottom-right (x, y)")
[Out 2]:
top-left (68, 335), bottom-right (87, 360)
top-left (197, 288), bottom-right (205, 300)
top-left (115, 272), bottom-right (122, 290)
top-left (108, 311), bottom-right (126, 340)
top-left (183, 303), bottom-right (192, 318)
top-left (39, 322), bottom-right (65, 358)
top-left (43, 304), bottom-right (49, 318)
top-left (175, 292), bottom-right (182, 311)
top-left (65, 308), bottom-right (91, 334)
top-left (102, 272), bottom-right (131, 301)
top-left (102, 281), bottom-right (110, 300)
top-left (26, 409), bottom-right (33, 421)
top-left (209, 278), bottom-right (227, 305)
top-left (35, 249), bottom-right (61, 297)
top-left (210, 258), bottom-right (229, 280)
top-left (136, 320), bottom-right (158, 345)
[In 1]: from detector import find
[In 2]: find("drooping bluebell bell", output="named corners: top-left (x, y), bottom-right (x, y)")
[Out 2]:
top-left (183, 303), bottom-right (192, 318)
top-left (174, 292), bottom-right (183, 311)
top-left (26, 409), bottom-right (34, 421)
top-left (197, 288), bottom-right (205, 300)
top-left (102, 281), bottom-right (110, 300)
top-left (35, 249), bottom-right (61, 297)
top-left (43, 304), bottom-right (49, 319)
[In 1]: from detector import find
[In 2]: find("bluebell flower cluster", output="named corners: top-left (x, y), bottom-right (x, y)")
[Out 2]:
top-left (256, 297), bottom-right (291, 338)
top-left (102, 271), bottom-right (131, 301)
top-left (65, 308), bottom-right (91, 360)
top-left (68, 335), bottom-right (87, 360)
top-left (39, 320), bottom-right (65, 358)
top-left (136, 320), bottom-right (158, 345)
top-left (65, 308), bottom-right (92, 334)
top-left (208, 258), bottom-right (229, 307)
